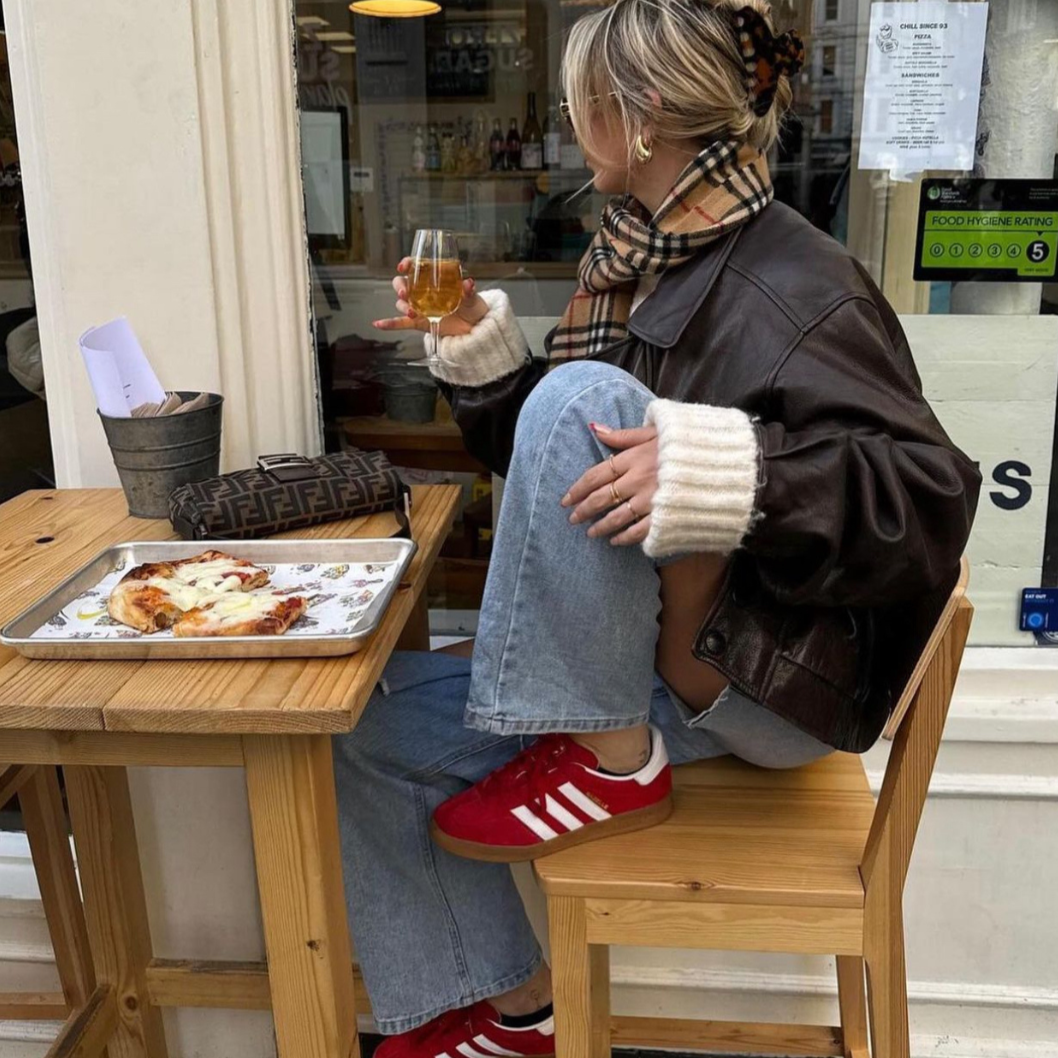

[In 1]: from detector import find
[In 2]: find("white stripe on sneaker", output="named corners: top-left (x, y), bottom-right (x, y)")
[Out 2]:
top-left (557, 782), bottom-right (611, 822)
top-left (544, 794), bottom-right (584, 832)
top-left (472, 1035), bottom-right (522, 1056)
top-left (485, 1018), bottom-right (555, 1039)
top-left (511, 804), bottom-right (559, 841)
top-left (456, 1045), bottom-right (495, 1058)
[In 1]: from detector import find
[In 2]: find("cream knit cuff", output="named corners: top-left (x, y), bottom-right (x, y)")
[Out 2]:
top-left (425, 289), bottom-right (530, 387)
top-left (643, 399), bottom-right (761, 559)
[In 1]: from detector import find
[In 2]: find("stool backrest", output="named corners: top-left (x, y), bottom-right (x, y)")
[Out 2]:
top-left (860, 559), bottom-right (972, 889)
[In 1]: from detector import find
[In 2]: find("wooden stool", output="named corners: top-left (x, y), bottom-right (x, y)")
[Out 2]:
top-left (0, 766), bottom-right (99, 1032)
top-left (536, 562), bottom-right (973, 1058)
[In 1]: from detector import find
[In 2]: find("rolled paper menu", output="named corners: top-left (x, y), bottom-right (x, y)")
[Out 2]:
top-left (80, 317), bottom-right (209, 417)
top-left (80, 317), bottom-right (166, 418)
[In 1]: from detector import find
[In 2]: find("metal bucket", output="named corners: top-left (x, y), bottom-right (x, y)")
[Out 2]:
top-left (379, 365), bottom-right (437, 425)
top-left (99, 392), bottom-right (223, 519)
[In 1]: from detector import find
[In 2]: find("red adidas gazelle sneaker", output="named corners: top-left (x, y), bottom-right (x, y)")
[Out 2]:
top-left (431, 726), bottom-right (672, 862)
top-left (375, 1001), bottom-right (555, 1058)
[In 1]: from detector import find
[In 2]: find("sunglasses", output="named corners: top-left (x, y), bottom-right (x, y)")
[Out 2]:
top-left (559, 91), bottom-right (618, 130)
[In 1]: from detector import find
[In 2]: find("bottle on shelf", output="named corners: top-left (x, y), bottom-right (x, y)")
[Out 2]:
top-left (441, 124), bottom-right (457, 173)
top-left (505, 117), bottom-right (522, 171)
top-left (520, 92), bottom-right (543, 171)
top-left (457, 132), bottom-right (474, 176)
top-left (426, 124), bottom-right (441, 172)
top-left (412, 125), bottom-right (427, 173)
top-left (489, 118), bottom-right (506, 171)
top-left (544, 102), bottom-right (561, 169)
top-left (473, 114), bottom-right (490, 174)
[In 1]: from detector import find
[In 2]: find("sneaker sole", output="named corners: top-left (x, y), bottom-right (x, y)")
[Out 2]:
top-left (429, 794), bottom-right (674, 863)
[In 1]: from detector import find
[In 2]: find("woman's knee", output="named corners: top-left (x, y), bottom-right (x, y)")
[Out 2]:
top-left (516, 361), bottom-right (654, 445)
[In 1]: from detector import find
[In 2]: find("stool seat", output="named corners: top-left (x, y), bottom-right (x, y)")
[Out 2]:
top-left (534, 751), bottom-right (874, 909)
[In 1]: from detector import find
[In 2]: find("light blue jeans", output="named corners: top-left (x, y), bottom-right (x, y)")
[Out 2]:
top-left (333, 361), bottom-right (829, 1034)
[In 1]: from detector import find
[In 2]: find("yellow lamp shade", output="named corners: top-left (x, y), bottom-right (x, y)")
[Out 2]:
top-left (350, 0), bottom-right (441, 15)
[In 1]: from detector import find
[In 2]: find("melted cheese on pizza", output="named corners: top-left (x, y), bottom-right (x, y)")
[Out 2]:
top-left (196, 592), bottom-right (290, 619)
top-left (170, 559), bottom-right (257, 586)
top-left (108, 552), bottom-right (278, 635)
top-left (172, 591), bottom-right (308, 637)
top-left (144, 573), bottom-right (243, 613)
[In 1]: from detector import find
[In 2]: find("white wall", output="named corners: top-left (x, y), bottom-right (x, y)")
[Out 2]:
top-left (903, 316), bottom-right (1058, 647)
top-left (4, 0), bottom-right (321, 488)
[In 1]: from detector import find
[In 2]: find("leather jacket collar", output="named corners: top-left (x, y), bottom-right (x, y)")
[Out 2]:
top-left (627, 227), bottom-right (743, 349)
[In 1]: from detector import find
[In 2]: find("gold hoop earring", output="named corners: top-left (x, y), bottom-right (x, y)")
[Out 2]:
top-left (634, 134), bottom-right (653, 163)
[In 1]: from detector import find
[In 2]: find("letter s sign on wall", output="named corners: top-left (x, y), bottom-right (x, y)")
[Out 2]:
top-left (990, 460), bottom-right (1033, 511)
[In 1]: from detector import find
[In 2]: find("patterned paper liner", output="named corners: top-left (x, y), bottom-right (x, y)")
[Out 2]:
top-left (29, 560), bottom-right (402, 641)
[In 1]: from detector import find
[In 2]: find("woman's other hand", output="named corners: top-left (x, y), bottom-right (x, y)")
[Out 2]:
top-left (372, 258), bottom-right (490, 337)
top-left (562, 424), bottom-right (658, 546)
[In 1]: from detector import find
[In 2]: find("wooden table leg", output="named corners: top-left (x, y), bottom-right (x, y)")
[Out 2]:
top-left (64, 765), bottom-right (168, 1058)
top-left (20, 766), bottom-right (96, 1010)
top-left (243, 734), bottom-right (359, 1058)
top-left (395, 590), bottom-right (430, 652)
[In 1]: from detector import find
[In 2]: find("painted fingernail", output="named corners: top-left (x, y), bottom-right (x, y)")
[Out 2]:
top-left (593, 423), bottom-right (610, 434)
top-left (407, 310), bottom-right (415, 319)
top-left (588, 422), bottom-right (597, 432)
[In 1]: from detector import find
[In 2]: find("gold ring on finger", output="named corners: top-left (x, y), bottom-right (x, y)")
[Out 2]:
top-left (610, 480), bottom-right (623, 505)
top-left (625, 499), bottom-right (639, 522)
top-left (608, 454), bottom-right (619, 480)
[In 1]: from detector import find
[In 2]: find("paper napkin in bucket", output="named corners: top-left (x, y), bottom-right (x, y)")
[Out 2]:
top-left (79, 317), bottom-right (211, 417)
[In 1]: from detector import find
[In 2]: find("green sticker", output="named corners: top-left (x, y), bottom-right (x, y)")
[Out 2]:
top-left (915, 180), bottom-right (1058, 283)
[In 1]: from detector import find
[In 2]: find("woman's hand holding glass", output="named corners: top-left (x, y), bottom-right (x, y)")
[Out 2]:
top-left (562, 424), bottom-right (659, 547)
top-left (372, 257), bottom-right (489, 339)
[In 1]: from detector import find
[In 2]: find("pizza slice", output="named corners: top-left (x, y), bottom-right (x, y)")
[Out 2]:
top-left (172, 591), bottom-right (309, 638)
top-left (107, 550), bottom-right (270, 634)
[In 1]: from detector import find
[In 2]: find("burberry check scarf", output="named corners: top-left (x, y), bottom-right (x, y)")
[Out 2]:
top-left (549, 140), bottom-right (773, 361)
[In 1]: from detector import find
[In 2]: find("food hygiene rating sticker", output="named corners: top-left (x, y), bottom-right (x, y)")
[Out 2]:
top-left (914, 179), bottom-right (1058, 282)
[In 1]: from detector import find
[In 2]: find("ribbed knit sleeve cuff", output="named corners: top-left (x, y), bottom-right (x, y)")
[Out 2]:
top-left (425, 289), bottom-right (530, 388)
top-left (643, 399), bottom-right (760, 559)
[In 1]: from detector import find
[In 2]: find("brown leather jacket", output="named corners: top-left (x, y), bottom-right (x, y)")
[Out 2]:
top-left (441, 202), bottom-right (981, 752)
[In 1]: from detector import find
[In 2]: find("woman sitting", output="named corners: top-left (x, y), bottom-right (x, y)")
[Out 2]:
top-left (334, 2), bottom-right (981, 1056)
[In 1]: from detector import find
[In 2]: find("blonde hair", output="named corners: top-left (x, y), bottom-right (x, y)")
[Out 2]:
top-left (562, 0), bottom-right (791, 164)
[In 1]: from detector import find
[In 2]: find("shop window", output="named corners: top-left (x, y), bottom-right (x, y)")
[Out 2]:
top-left (293, 0), bottom-right (1058, 648)
top-left (294, 0), bottom-right (605, 618)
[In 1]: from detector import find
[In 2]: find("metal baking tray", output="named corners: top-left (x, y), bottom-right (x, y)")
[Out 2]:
top-left (0, 538), bottom-right (417, 660)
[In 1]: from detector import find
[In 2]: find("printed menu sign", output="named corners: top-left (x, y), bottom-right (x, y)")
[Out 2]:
top-left (858, 2), bottom-right (988, 178)
top-left (914, 180), bottom-right (1058, 283)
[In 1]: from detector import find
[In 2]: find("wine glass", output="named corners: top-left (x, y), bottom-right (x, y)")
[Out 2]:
top-left (409, 229), bottom-right (462, 368)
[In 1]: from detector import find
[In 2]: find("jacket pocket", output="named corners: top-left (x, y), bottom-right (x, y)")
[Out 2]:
top-left (776, 604), bottom-right (864, 703)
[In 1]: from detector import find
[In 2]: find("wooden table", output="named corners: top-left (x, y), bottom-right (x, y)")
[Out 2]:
top-left (342, 414), bottom-right (488, 474)
top-left (0, 485), bottom-right (460, 1058)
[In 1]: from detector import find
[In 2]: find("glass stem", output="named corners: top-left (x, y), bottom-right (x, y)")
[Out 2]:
top-left (429, 318), bottom-right (441, 364)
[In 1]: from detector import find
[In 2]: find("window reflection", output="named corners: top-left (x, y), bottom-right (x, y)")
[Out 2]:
top-left (293, 0), bottom-right (1058, 623)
